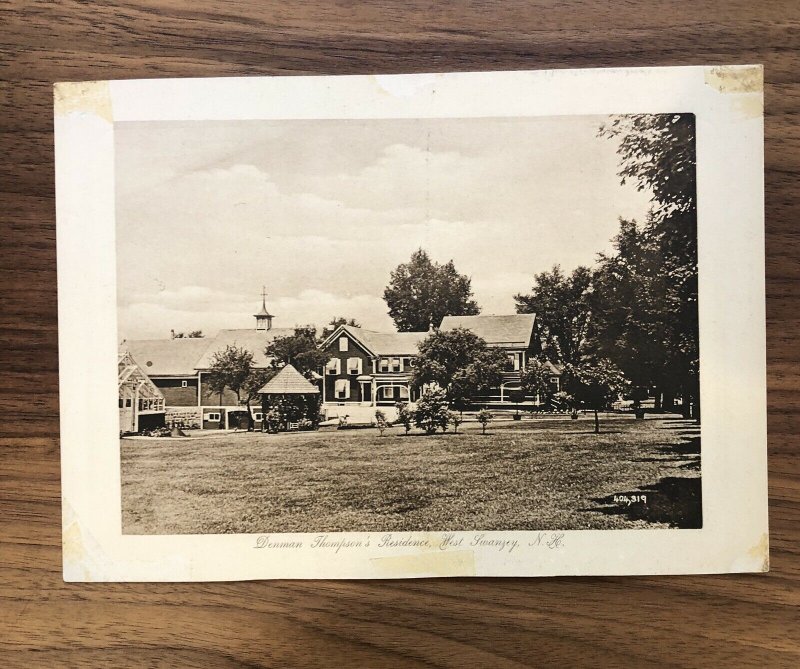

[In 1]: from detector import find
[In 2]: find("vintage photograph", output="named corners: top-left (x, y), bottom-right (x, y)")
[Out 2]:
top-left (116, 113), bottom-right (701, 535)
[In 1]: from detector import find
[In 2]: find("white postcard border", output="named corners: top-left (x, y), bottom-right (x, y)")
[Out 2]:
top-left (55, 65), bottom-right (767, 581)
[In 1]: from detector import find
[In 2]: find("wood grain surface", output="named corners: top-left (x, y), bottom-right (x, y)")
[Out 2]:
top-left (1, 1), bottom-right (798, 666)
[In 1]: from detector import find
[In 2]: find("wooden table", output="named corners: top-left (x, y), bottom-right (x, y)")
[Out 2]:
top-left (1, 2), bottom-right (798, 666)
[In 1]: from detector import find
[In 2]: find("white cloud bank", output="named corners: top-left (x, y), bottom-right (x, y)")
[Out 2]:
top-left (116, 117), bottom-right (652, 339)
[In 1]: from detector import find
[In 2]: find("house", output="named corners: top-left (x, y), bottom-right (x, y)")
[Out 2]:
top-left (118, 349), bottom-right (165, 433)
top-left (320, 325), bottom-right (428, 407)
top-left (319, 314), bottom-right (562, 411)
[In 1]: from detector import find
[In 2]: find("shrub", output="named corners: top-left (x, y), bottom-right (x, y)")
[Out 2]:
top-left (414, 388), bottom-right (450, 435)
top-left (476, 408), bottom-right (493, 434)
top-left (450, 411), bottom-right (463, 434)
top-left (375, 409), bottom-right (388, 436)
top-left (264, 407), bottom-right (283, 433)
top-left (395, 402), bottom-right (413, 435)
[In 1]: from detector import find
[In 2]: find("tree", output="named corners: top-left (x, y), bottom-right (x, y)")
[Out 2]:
top-left (476, 408), bottom-right (493, 435)
top-left (599, 113), bottom-right (698, 419)
top-left (266, 326), bottom-right (329, 379)
top-left (413, 387), bottom-right (451, 435)
top-left (411, 327), bottom-right (507, 409)
top-left (564, 359), bottom-right (627, 434)
top-left (520, 359), bottom-right (555, 407)
top-left (321, 317), bottom-right (361, 339)
top-left (395, 402), bottom-right (413, 435)
top-left (514, 265), bottom-right (593, 367)
top-left (171, 329), bottom-right (204, 338)
top-left (241, 368), bottom-right (276, 431)
top-left (207, 344), bottom-right (254, 416)
top-left (384, 249), bottom-right (480, 332)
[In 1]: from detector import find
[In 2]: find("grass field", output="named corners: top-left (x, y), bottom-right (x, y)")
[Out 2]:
top-left (120, 414), bottom-right (701, 534)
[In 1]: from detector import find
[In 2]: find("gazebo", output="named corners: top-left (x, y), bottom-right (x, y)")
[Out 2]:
top-left (258, 364), bottom-right (320, 431)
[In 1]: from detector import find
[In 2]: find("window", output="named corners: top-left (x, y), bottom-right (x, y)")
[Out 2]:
top-left (382, 386), bottom-right (395, 399)
top-left (506, 354), bottom-right (520, 371)
top-left (118, 398), bottom-right (123, 408)
top-left (125, 398), bottom-right (132, 408)
top-left (347, 357), bottom-right (362, 375)
top-left (379, 358), bottom-right (389, 373)
top-left (205, 412), bottom-right (221, 422)
top-left (398, 386), bottom-right (410, 400)
top-left (391, 358), bottom-right (402, 372)
top-left (181, 380), bottom-right (188, 388)
top-left (405, 357), bottom-right (414, 368)
top-left (338, 336), bottom-right (349, 352)
top-left (326, 358), bottom-right (341, 375)
top-left (335, 379), bottom-right (350, 399)
top-left (254, 412), bottom-right (263, 421)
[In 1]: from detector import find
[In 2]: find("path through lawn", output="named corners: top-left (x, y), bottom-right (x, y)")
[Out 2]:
top-left (121, 415), bottom-right (701, 534)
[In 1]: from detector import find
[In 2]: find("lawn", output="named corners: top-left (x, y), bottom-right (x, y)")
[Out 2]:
top-left (120, 414), bottom-right (701, 534)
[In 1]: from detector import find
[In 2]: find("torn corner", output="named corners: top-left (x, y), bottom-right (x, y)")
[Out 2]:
top-left (704, 65), bottom-right (763, 95)
top-left (370, 550), bottom-right (476, 577)
top-left (54, 80), bottom-right (113, 123)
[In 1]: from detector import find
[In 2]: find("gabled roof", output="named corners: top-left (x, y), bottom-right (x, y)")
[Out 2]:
top-left (439, 314), bottom-right (536, 348)
top-left (118, 350), bottom-right (165, 399)
top-left (124, 337), bottom-right (210, 376)
top-left (323, 325), bottom-right (428, 356)
top-left (194, 328), bottom-right (295, 369)
top-left (258, 364), bottom-right (319, 394)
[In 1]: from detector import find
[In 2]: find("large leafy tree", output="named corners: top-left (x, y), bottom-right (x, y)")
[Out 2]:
top-left (411, 327), bottom-right (507, 410)
top-left (520, 358), bottom-right (555, 406)
top-left (207, 345), bottom-right (254, 405)
top-left (265, 326), bottom-right (329, 379)
top-left (599, 113), bottom-right (698, 417)
top-left (384, 249), bottom-right (480, 332)
top-left (564, 359), bottom-right (628, 434)
top-left (514, 265), bottom-right (593, 367)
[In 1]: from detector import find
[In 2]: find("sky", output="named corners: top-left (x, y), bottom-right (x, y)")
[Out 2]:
top-left (115, 116), bottom-right (653, 340)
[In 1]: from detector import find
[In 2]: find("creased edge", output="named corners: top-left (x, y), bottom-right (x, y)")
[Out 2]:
top-left (54, 80), bottom-right (113, 123)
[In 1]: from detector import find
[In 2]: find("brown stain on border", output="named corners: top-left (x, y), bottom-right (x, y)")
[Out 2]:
top-left (748, 532), bottom-right (770, 572)
top-left (54, 80), bottom-right (113, 122)
top-left (371, 550), bottom-right (476, 577)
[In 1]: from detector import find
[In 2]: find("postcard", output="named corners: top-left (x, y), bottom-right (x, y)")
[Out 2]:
top-left (55, 65), bottom-right (767, 580)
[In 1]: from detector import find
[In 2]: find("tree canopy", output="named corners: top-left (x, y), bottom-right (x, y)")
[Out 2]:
top-left (321, 317), bottom-right (361, 339)
top-left (206, 345), bottom-right (254, 405)
top-left (265, 326), bottom-right (328, 379)
top-left (598, 113), bottom-right (698, 415)
top-left (383, 249), bottom-right (479, 332)
top-left (514, 265), bottom-right (593, 367)
top-left (564, 359), bottom-right (627, 433)
top-left (410, 327), bottom-right (507, 409)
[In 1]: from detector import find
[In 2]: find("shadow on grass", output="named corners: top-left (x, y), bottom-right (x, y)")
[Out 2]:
top-left (581, 428), bottom-right (702, 528)
top-left (584, 476), bottom-right (702, 528)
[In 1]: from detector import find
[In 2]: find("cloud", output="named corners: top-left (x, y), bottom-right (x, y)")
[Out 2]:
top-left (115, 117), bottom-right (654, 338)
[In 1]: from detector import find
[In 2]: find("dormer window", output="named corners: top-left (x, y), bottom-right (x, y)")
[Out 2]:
top-left (338, 336), bottom-right (349, 352)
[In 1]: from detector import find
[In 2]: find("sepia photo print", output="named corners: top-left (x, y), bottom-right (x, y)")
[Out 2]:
top-left (116, 113), bottom-right (702, 535)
